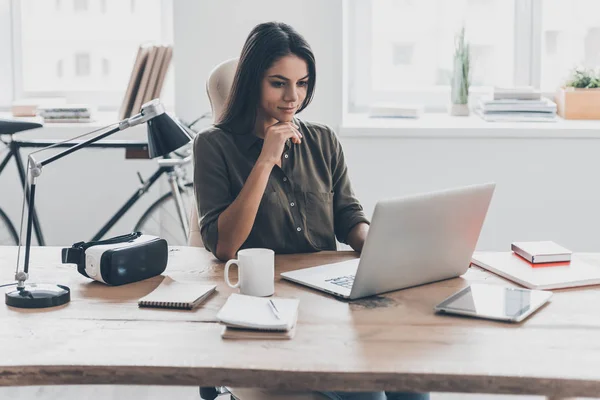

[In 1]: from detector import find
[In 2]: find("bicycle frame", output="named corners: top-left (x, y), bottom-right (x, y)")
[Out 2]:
top-left (0, 137), bottom-right (190, 245)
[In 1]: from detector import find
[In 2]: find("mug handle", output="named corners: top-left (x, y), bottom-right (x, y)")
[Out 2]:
top-left (224, 259), bottom-right (241, 288)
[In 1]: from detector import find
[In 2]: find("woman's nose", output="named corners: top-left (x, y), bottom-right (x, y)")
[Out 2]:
top-left (283, 87), bottom-right (298, 102)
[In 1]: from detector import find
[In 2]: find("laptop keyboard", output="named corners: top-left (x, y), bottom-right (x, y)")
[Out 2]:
top-left (325, 274), bottom-right (355, 289)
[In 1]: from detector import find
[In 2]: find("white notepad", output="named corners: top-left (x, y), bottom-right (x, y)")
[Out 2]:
top-left (138, 276), bottom-right (216, 310)
top-left (216, 293), bottom-right (299, 331)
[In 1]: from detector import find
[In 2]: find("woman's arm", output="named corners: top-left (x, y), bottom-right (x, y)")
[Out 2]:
top-left (328, 127), bottom-right (371, 251)
top-left (215, 160), bottom-right (272, 260)
top-left (214, 122), bottom-right (302, 260)
top-left (346, 222), bottom-right (369, 253)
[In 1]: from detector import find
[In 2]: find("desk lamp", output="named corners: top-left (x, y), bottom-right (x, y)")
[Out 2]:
top-left (5, 99), bottom-right (192, 308)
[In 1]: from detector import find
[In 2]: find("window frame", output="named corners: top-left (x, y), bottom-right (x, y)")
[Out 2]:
top-left (4, 0), bottom-right (173, 111)
top-left (0, 0), bottom-right (14, 109)
top-left (346, 0), bottom-right (544, 113)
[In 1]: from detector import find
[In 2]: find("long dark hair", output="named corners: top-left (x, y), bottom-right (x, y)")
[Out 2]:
top-left (216, 22), bottom-right (316, 135)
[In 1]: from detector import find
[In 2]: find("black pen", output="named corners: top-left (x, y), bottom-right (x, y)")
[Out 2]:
top-left (268, 299), bottom-right (281, 320)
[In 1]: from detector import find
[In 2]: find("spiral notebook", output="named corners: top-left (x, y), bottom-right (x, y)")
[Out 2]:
top-left (138, 276), bottom-right (216, 310)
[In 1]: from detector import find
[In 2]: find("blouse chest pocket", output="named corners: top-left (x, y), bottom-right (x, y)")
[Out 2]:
top-left (303, 191), bottom-right (335, 248)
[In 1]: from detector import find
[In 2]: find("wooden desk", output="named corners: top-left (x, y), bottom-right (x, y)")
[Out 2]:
top-left (1, 246), bottom-right (599, 398)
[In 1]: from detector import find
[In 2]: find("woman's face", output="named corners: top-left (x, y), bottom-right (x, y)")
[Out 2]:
top-left (259, 54), bottom-right (309, 123)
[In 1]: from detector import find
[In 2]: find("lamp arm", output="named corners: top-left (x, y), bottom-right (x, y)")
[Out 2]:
top-left (37, 100), bottom-right (165, 168)
top-left (14, 100), bottom-right (166, 287)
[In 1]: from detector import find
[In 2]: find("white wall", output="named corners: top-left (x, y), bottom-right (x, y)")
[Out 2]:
top-left (4, 1), bottom-right (599, 252)
top-left (0, 125), bottom-right (162, 246)
top-left (172, 0), bottom-right (343, 128)
top-left (341, 136), bottom-right (600, 252)
top-left (172, 0), bottom-right (600, 253)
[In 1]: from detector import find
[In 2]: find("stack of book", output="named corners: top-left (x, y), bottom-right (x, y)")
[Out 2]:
top-left (217, 293), bottom-right (299, 340)
top-left (475, 87), bottom-right (557, 122)
top-left (118, 43), bottom-right (173, 120)
top-left (38, 104), bottom-right (95, 123)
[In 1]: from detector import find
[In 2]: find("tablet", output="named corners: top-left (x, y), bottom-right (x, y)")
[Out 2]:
top-left (434, 283), bottom-right (552, 322)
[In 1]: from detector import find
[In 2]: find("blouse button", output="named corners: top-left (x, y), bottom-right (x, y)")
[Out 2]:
top-left (284, 154), bottom-right (289, 159)
top-left (296, 227), bottom-right (302, 232)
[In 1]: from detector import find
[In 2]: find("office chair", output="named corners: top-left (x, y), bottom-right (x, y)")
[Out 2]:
top-left (192, 59), bottom-right (327, 400)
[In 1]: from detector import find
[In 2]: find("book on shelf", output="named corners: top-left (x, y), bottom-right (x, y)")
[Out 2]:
top-left (118, 43), bottom-right (174, 120)
top-left (11, 97), bottom-right (66, 117)
top-left (152, 46), bottom-right (173, 99)
top-left (493, 86), bottom-right (542, 101)
top-left (38, 104), bottom-right (96, 123)
top-left (118, 44), bottom-right (152, 120)
top-left (368, 102), bottom-right (423, 118)
top-left (42, 118), bottom-right (93, 123)
top-left (475, 109), bottom-right (557, 122)
top-left (511, 241), bottom-right (572, 264)
top-left (478, 98), bottom-right (557, 113)
top-left (143, 45), bottom-right (168, 105)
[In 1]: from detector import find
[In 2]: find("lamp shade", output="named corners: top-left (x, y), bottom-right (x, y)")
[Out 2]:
top-left (146, 113), bottom-right (193, 158)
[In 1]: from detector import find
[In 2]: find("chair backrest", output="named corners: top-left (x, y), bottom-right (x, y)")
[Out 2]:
top-left (206, 58), bottom-right (239, 123)
top-left (188, 58), bottom-right (239, 248)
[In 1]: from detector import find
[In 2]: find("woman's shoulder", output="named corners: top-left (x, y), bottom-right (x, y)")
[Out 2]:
top-left (295, 118), bottom-right (341, 150)
top-left (193, 125), bottom-right (235, 149)
top-left (295, 119), bottom-right (335, 135)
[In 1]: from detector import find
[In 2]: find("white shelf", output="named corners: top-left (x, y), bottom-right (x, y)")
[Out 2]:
top-left (340, 113), bottom-right (600, 139)
top-left (0, 111), bottom-right (148, 141)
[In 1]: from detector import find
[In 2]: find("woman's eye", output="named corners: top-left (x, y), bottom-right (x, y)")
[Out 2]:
top-left (271, 81), bottom-right (285, 88)
top-left (298, 81), bottom-right (308, 87)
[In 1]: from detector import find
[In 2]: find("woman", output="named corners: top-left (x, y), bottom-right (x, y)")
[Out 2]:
top-left (193, 21), bottom-right (429, 400)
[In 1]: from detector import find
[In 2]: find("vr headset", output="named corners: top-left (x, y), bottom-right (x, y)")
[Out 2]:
top-left (61, 232), bottom-right (168, 286)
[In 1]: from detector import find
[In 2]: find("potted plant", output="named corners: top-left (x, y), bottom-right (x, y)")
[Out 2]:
top-left (449, 26), bottom-right (471, 116)
top-left (555, 67), bottom-right (600, 119)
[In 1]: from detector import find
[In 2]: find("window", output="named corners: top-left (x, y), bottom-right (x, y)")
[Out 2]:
top-left (347, 0), bottom-right (600, 113)
top-left (540, 0), bottom-right (600, 90)
top-left (4, 0), bottom-right (173, 109)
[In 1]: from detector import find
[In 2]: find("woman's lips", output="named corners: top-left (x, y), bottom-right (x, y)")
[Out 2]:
top-left (278, 107), bottom-right (296, 113)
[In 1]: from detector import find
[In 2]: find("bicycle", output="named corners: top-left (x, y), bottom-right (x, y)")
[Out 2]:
top-left (0, 114), bottom-right (210, 247)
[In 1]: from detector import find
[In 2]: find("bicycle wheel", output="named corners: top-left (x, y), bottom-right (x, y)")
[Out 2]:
top-left (134, 183), bottom-right (195, 246)
top-left (0, 207), bottom-right (18, 245)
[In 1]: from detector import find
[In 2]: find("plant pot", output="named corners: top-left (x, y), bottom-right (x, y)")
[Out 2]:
top-left (555, 87), bottom-right (600, 119)
top-left (449, 103), bottom-right (470, 116)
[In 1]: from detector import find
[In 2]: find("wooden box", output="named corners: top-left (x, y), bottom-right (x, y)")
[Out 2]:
top-left (555, 87), bottom-right (600, 119)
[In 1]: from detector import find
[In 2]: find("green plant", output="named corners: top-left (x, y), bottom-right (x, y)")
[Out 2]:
top-left (451, 26), bottom-right (471, 104)
top-left (565, 67), bottom-right (600, 88)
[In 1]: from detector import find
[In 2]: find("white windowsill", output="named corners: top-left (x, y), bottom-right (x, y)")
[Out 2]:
top-left (340, 113), bottom-right (600, 139)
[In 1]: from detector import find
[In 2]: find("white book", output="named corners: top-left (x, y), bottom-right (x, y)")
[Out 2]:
top-left (479, 98), bottom-right (557, 113)
top-left (475, 109), bottom-right (557, 122)
top-left (217, 293), bottom-right (299, 331)
top-left (368, 103), bottom-right (423, 118)
top-left (472, 251), bottom-right (600, 290)
top-left (493, 86), bottom-right (541, 100)
top-left (511, 241), bottom-right (572, 263)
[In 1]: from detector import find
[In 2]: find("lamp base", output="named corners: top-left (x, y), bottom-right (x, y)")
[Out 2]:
top-left (5, 283), bottom-right (70, 308)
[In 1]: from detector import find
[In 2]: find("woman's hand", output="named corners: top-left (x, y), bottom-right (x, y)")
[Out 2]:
top-left (257, 122), bottom-right (302, 166)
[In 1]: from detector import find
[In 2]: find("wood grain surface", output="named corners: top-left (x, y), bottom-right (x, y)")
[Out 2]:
top-left (1, 246), bottom-right (599, 397)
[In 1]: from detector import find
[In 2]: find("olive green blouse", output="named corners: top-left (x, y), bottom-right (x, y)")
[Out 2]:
top-left (193, 118), bottom-right (369, 256)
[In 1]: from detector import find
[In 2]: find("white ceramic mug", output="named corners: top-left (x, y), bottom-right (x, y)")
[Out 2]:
top-left (224, 248), bottom-right (275, 297)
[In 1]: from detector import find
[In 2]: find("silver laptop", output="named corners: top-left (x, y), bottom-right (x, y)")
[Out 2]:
top-left (281, 183), bottom-right (495, 299)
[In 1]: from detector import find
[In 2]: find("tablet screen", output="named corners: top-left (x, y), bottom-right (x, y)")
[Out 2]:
top-left (436, 283), bottom-right (551, 320)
